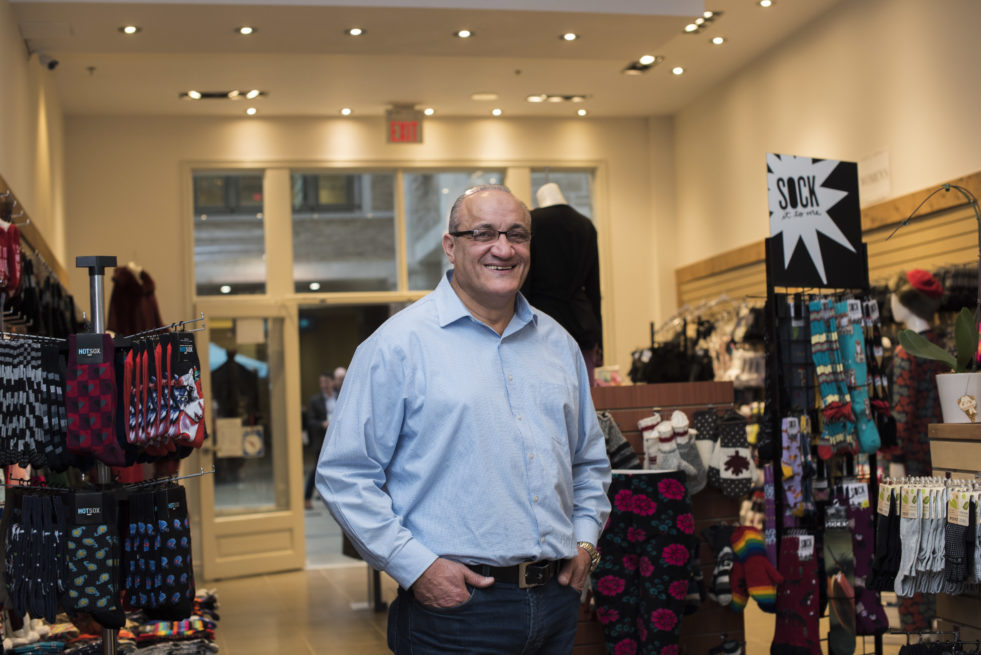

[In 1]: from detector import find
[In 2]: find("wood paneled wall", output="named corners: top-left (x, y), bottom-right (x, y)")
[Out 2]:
top-left (674, 171), bottom-right (981, 308)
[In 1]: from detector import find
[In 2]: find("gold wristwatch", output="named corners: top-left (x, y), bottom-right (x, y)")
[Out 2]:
top-left (577, 541), bottom-right (601, 572)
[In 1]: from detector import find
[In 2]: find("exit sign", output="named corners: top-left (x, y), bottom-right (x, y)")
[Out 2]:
top-left (386, 107), bottom-right (424, 143)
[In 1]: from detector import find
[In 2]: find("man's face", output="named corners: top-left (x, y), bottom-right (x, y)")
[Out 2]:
top-left (442, 189), bottom-right (531, 312)
top-left (319, 375), bottom-right (333, 394)
top-left (333, 367), bottom-right (346, 391)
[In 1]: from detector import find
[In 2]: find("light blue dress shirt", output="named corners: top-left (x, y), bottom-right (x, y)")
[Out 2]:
top-left (317, 272), bottom-right (611, 589)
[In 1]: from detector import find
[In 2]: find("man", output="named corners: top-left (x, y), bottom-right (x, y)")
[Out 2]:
top-left (317, 185), bottom-right (611, 654)
top-left (304, 370), bottom-right (337, 510)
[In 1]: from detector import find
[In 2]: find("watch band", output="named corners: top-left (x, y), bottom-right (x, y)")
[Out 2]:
top-left (577, 540), bottom-right (601, 572)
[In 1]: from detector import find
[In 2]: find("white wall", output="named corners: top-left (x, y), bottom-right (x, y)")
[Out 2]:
top-left (0, 0), bottom-right (66, 260)
top-left (673, 0), bottom-right (981, 270)
top-left (64, 115), bottom-right (661, 371)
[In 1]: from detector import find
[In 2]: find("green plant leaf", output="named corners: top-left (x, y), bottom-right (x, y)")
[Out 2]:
top-left (898, 329), bottom-right (957, 370)
top-left (954, 307), bottom-right (980, 372)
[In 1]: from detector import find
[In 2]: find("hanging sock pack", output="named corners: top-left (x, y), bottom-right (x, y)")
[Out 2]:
top-left (63, 490), bottom-right (125, 629)
top-left (716, 410), bottom-right (754, 499)
top-left (833, 300), bottom-right (880, 453)
top-left (808, 298), bottom-right (856, 459)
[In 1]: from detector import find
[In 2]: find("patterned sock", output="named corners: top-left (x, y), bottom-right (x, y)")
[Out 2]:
top-left (834, 300), bottom-right (880, 454)
top-left (684, 551), bottom-right (705, 615)
top-left (672, 410), bottom-right (706, 494)
top-left (64, 491), bottom-right (124, 629)
top-left (808, 299), bottom-right (855, 459)
top-left (780, 417), bottom-right (805, 516)
top-left (152, 486), bottom-right (195, 619)
top-left (654, 422), bottom-right (696, 481)
top-left (172, 333), bottom-right (207, 448)
top-left (847, 504), bottom-right (874, 582)
top-left (854, 586), bottom-right (888, 636)
top-left (730, 526), bottom-right (783, 612)
top-left (702, 524), bottom-right (735, 606)
top-left (772, 535), bottom-right (820, 655)
top-left (66, 333), bottom-right (126, 465)
top-left (718, 411), bottom-right (753, 498)
top-left (638, 413), bottom-right (663, 469)
top-left (824, 516), bottom-right (856, 655)
top-left (894, 487), bottom-right (922, 597)
top-left (596, 410), bottom-right (640, 470)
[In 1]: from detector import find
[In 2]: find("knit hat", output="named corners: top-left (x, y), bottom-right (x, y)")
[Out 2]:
top-left (892, 269), bottom-right (942, 321)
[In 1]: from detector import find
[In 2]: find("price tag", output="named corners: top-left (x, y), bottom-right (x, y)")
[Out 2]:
top-left (847, 299), bottom-right (863, 322)
top-left (922, 489), bottom-right (932, 519)
top-left (866, 299), bottom-right (880, 322)
top-left (948, 490), bottom-right (961, 525)
top-left (798, 535), bottom-right (815, 560)
top-left (850, 483), bottom-right (870, 509)
top-left (956, 490), bottom-right (971, 527)
top-left (877, 484), bottom-right (893, 516)
top-left (900, 487), bottom-right (919, 519)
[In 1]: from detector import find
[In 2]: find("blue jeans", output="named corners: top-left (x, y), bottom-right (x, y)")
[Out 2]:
top-left (388, 577), bottom-right (581, 654)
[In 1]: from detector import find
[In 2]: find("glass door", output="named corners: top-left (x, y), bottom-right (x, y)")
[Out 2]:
top-left (194, 301), bottom-right (304, 579)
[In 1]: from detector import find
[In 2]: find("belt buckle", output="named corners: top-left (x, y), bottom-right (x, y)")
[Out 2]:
top-left (518, 561), bottom-right (549, 589)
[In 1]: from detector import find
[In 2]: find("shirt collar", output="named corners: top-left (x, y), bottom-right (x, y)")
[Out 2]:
top-left (435, 270), bottom-right (538, 332)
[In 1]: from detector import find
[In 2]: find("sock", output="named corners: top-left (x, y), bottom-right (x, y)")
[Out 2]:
top-left (780, 417), bottom-right (805, 516)
top-left (868, 487), bottom-right (899, 592)
top-left (712, 640), bottom-right (744, 655)
top-left (638, 412), bottom-right (663, 469)
top-left (597, 410), bottom-right (641, 470)
top-left (707, 438), bottom-right (724, 490)
top-left (825, 512), bottom-right (856, 655)
top-left (684, 550), bottom-right (705, 615)
top-left (944, 514), bottom-right (969, 584)
top-left (702, 523), bottom-right (735, 606)
top-left (730, 526), bottom-right (783, 612)
top-left (772, 535), bottom-right (820, 655)
top-left (847, 504), bottom-right (874, 583)
top-left (64, 490), bottom-right (125, 629)
top-left (153, 485), bottom-right (195, 618)
top-left (654, 422), bottom-right (696, 481)
top-left (672, 410), bottom-right (706, 494)
top-left (172, 332), bottom-right (207, 449)
top-left (808, 299), bottom-right (855, 459)
top-left (692, 409), bottom-right (718, 471)
top-left (718, 411), bottom-right (753, 499)
top-left (834, 300), bottom-right (880, 454)
top-left (854, 586), bottom-right (887, 636)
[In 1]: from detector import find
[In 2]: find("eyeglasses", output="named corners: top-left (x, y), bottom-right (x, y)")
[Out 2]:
top-left (449, 228), bottom-right (532, 244)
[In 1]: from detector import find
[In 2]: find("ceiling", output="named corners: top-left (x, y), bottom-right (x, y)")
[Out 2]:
top-left (11, 0), bottom-right (845, 118)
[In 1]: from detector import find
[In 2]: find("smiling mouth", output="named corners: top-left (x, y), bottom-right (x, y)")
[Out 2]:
top-left (486, 265), bottom-right (515, 271)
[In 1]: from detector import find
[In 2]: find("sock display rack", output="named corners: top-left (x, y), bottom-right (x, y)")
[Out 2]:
top-left (763, 236), bottom-right (885, 655)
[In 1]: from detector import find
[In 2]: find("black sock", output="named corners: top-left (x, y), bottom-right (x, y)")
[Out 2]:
top-left (64, 490), bottom-right (125, 629)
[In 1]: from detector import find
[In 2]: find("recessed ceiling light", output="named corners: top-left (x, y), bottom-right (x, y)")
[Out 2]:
top-left (471, 92), bottom-right (499, 101)
top-left (237, 26), bottom-right (256, 35)
top-left (526, 94), bottom-right (546, 103)
top-left (246, 89), bottom-right (261, 99)
top-left (684, 23), bottom-right (698, 32)
top-left (561, 32), bottom-right (578, 41)
top-left (340, 107), bottom-right (352, 116)
top-left (309, 282), bottom-right (322, 291)
top-left (491, 108), bottom-right (502, 116)
top-left (695, 17), bottom-right (705, 25)
top-left (220, 285), bottom-right (232, 294)
top-left (423, 107), bottom-right (435, 116)
top-left (577, 109), bottom-right (588, 117)
top-left (759, 0), bottom-right (772, 6)
top-left (187, 90), bottom-right (202, 100)
top-left (119, 25), bottom-right (140, 35)
top-left (704, 11), bottom-right (715, 18)
top-left (712, 36), bottom-right (726, 45)
top-left (346, 27), bottom-right (364, 36)
top-left (639, 54), bottom-right (656, 66)
top-left (246, 107), bottom-right (257, 116)
top-left (455, 29), bottom-right (472, 38)
top-left (672, 66), bottom-right (685, 75)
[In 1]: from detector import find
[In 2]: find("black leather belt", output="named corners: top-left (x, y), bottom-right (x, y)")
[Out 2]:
top-left (467, 561), bottom-right (559, 589)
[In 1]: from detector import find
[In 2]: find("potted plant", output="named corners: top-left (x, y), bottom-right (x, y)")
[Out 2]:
top-left (898, 307), bottom-right (980, 423)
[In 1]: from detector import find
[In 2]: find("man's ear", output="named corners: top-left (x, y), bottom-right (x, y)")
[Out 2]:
top-left (442, 233), bottom-right (456, 264)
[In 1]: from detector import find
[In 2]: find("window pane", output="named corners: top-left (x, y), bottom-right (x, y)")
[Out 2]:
top-left (530, 170), bottom-right (595, 219)
top-left (403, 170), bottom-right (505, 291)
top-left (292, 172), bottom-right (396, 293)
top-left (210, 317), bottom-right (288, 515)
top-left (193, 172), bottom-right (266, 296)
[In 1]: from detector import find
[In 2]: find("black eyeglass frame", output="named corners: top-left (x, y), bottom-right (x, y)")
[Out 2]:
top-left (448, 228), bottom-right (532, 244)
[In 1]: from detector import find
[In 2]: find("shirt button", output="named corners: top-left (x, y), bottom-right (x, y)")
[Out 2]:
top-left (517, 415), bottom-right (522, 421)
top-left (508, 374), bottom-right (513, 381)
top-left (533, 496), bottom-right (539, 503)
top-left (540, 537), bottom-right (546, 544)
top-left (529, 453), bottom-right (535, 461)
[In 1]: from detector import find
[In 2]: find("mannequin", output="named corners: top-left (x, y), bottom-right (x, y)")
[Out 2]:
top-left (536, 181), bottom-right (567, 208)
top-left (521, 183), bottom-right (603, 383)
top-left (888, 269), bottom-right (945, 633)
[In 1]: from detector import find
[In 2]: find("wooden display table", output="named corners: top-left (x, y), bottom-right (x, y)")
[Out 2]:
top-left (928, 423), bottom-right (981, 641)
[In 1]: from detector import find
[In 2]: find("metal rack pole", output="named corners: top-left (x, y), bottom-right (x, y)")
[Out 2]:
top-left (75, 255), bottom-right (118, 655)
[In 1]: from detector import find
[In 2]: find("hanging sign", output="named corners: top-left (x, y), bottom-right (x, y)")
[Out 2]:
top-left (386, 107), bottom-right (424, 143)
top-left (766, 153), bottom-right (863, 288)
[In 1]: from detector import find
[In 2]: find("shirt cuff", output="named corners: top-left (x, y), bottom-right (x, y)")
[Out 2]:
top-left (575, 517), bottom-right (603, 549)
top-left (386, 539), bottom-right (439, 589)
